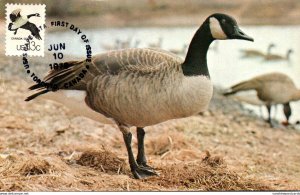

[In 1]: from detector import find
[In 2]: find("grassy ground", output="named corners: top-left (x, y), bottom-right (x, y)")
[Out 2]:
top-left (1, 66), bottom-right (300, 190)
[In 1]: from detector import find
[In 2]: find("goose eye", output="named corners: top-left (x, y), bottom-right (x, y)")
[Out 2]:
top-left (221, 19), bottom-right (226, 24)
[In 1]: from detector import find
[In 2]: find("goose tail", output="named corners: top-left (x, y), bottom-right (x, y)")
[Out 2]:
top-left (25, 60), bottom-right (88, 101)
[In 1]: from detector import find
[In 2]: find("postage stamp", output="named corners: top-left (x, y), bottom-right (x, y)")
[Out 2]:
top-left (5, 3), bottom-right (92, 90)
top-left (5, 4), bottom-right (46, 56)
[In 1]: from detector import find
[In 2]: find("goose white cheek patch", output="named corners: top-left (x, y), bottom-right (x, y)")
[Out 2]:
top-left (209, 17), bottom-right (227, 40)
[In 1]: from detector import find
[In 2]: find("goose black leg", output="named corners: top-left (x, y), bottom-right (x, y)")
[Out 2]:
top-left (266, 105), bottom-right (271, 123)
top-left (119, 125), bottom-right (157, 179)
top-left (283, 102), bottom-right (291, 126)
top-left (266, 104), bottom-right (274, 127)
top-left (136, 127), bottom-right (154, 170)
top-left (273, 105), bottom-right (278, 118)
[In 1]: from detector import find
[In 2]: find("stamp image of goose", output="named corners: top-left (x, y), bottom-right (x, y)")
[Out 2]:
top-left (8, 8), bottom-right (42, 40)
top-left (5, 4), bottom-right (45, 56)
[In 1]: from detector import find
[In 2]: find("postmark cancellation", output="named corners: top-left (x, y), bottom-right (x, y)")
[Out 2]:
top-left (5, 4), bottom-right (46, 56)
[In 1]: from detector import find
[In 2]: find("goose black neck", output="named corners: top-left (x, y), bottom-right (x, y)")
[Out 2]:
top-left (182, 21), bottom-right (214, 77)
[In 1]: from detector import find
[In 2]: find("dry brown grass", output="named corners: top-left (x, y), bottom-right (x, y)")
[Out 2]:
top-left (1, 74), bottom-right (300, 191)
top-left (147, 152), bottom-right (270, 191)
top-left (0, 149), bottom-right (270, 191)
top-left (76, 148), bottom-right (127, 175)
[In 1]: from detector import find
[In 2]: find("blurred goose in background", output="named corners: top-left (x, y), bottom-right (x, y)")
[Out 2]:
top-left (120, 37), bottom-right (132, 49)
top-left (224, 72), bottom-right (300, 127)
top-left (26, 13), bottom-right (253, 179)
top-left (102, 39), bottom-right (121, 50)
top-left (131, 40), bottom-right (141, 48)
top-left (169, 44), bottom-right (188, 56)
top-left (240, 43), bottom-right (275, 58)
top-left (264, 49), bottom-right (293, 61)
top-left (148, 37), bottom-right (163, 48)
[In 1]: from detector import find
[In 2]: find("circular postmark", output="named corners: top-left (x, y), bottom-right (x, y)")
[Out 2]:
top-left (22, 20), bottom-right (92, 91)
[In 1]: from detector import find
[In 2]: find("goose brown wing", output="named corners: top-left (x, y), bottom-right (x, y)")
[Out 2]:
top-left (90, 48), bottom-right (182, 75)
top-left (251, 72), bottom-right (295, 86)
top-left (26, 48), bottom-right (182, 101)
top-left (224, 72), bottom-right (296, 96)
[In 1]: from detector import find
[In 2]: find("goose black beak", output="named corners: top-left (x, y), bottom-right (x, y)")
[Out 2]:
top-left (232, 26), bottom-right (254, 42)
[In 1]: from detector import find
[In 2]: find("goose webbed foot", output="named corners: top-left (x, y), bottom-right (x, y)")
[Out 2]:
top-left (137, 161), bottom-right (155, 171)
top-left (119, 125), bottom-right (158, 179)
top-left (131, 165), bottom-right (158, 179)
top-left (137, 161), bottom-right (157, 172)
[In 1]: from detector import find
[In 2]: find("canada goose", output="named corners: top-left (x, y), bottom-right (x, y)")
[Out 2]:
top-left (240, 43), bottom-right (275, 58)
top-left (169, 44), bottom-right (188, 56)
top-left (148, 37), bottom-right (163, 48)
top-left (26, 13), bottom-right (253, 179)
top-left (264, 49), bottom-right (293, 61)
top-left (224, 72), bottom-right (300, 126)
top-left (8, 9), bottom-right (42, 40)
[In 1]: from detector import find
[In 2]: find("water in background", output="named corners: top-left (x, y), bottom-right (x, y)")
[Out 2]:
top-left (46, 26), bottom-right (300, 123)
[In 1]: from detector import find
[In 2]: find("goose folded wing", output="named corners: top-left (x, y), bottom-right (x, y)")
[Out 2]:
top-left (90, 48), bottom-right (182, 75)
top-left (27, 48), bottom-right (183, 98)
top-left (251, 73), bottom-right (294, 85)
